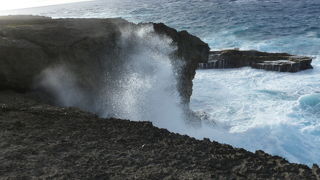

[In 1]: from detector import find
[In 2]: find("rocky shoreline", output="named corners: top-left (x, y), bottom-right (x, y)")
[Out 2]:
top-left (0, 15), bottom-right (319, 179)
top-left (198, 49), bottom-right (313, 72)
top-left (1, 91), bottom-right (320, 179)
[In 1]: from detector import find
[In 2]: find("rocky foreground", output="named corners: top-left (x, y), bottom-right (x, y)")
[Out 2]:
top-left (1, 91), bottom-right (320, 179)
top-left (198, 49), bottom-right (313, 72)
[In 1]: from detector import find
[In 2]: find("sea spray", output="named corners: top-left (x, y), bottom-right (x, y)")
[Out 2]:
top-left (99, 25), bottom-right (187, 130)
top-left (38, 65), bottom-right (88, 110)
top-left (37, 25), bottom-right (188, 131)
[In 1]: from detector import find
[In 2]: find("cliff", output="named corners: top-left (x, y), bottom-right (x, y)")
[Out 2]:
top-left (1, 91), bottom-right (320, 179)
top-left (198, 49), bottom-right (313, 72)
top-left (153, 23), bottom-right (209, 104)
top-left (0, 15), bottom-right (209, 108)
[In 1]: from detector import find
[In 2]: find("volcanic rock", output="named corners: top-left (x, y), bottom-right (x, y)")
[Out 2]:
top-left (1, 90), bottom-right (320, 179)
top-left (0, 15), bottom-right (209, 107)
top-left (198, 49), bottom-right (313, 72)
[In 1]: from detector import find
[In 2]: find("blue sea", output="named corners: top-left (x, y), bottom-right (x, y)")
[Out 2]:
top-left (2, 0), bottom-right (320, 166)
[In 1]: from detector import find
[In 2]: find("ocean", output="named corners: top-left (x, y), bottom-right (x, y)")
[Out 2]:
top-left (2, 0), bottom-right (320, 166)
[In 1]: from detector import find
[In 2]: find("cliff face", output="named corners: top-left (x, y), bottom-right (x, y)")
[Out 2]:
top-left (0, 16), bottom-right (123, 93)
top-left (0, 16), bottom-right (209, 109)
top-left (153, 23), bottom-right (209, 104)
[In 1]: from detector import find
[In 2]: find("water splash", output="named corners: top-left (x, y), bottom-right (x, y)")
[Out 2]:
top-left (38, 25), bottom-right (187, 131)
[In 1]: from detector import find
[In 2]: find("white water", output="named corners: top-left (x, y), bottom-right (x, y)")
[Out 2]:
top-left (191, 57), bottom-right (320, 165)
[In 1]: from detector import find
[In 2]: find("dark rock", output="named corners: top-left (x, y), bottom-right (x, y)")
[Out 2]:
top-left (198, 49), bottom-right (313, 72)
top-left (313, 164), bottom-right (320, 179)
top-left (0, 90), bottom-right (319, 179)
top-left (153, 23), bottom-right (209, 104)
top-left (0, 15), bottom-right (209, 108)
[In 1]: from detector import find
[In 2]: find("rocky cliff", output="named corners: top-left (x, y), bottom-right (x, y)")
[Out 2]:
top-left (0, 15), bottom-right (209, 108)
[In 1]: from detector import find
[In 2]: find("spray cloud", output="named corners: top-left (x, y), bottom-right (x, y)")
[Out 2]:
top-left (38, 24), bottom-right (187, 130)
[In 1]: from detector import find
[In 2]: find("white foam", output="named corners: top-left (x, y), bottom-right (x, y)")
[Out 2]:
top-left (191, 56), bottom-right (320, 165)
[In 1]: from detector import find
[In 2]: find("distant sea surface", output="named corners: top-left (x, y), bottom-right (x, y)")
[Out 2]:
top-left (2, 0), bottom-right (320, 166)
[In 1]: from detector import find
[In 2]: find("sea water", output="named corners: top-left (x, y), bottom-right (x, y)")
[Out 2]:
top-left (2, 0), bottom-right (320, 166)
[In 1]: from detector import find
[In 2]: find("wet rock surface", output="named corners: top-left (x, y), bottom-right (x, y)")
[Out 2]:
top-left (1, 91), bottom-right (320, 179)
top-left (198, 49), bottom-right (313, 72)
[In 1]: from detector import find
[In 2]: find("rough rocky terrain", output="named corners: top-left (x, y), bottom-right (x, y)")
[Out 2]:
top-left (1, 91), bottom-right (320, 179)
top-left (198, 49), bottom-right (313, 72)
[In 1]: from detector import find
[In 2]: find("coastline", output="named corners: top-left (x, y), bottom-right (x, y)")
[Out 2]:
top-left (0, 15), bottom-right (319, 179)
top-left (1, 91), bottom-right (320, 179)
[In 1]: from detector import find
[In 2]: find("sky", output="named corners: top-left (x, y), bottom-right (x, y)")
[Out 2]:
top-left (0, 0), bottom-right (91, 11)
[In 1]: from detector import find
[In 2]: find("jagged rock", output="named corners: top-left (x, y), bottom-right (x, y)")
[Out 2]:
top-left (198, 49), bottom-right (313, 72)
top-left (0, 15), bottom-right (209, 107)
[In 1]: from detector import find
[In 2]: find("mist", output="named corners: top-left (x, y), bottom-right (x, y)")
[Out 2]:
top-left (37, 24), bottom-right (190, 131)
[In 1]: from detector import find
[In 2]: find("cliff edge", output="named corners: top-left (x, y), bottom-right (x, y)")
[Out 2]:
top-left (0, 15), bottom-right (209, 108)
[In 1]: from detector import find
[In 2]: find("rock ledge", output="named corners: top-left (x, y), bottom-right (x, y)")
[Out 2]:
top-left (198, 49), bottom-right (313, 72)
